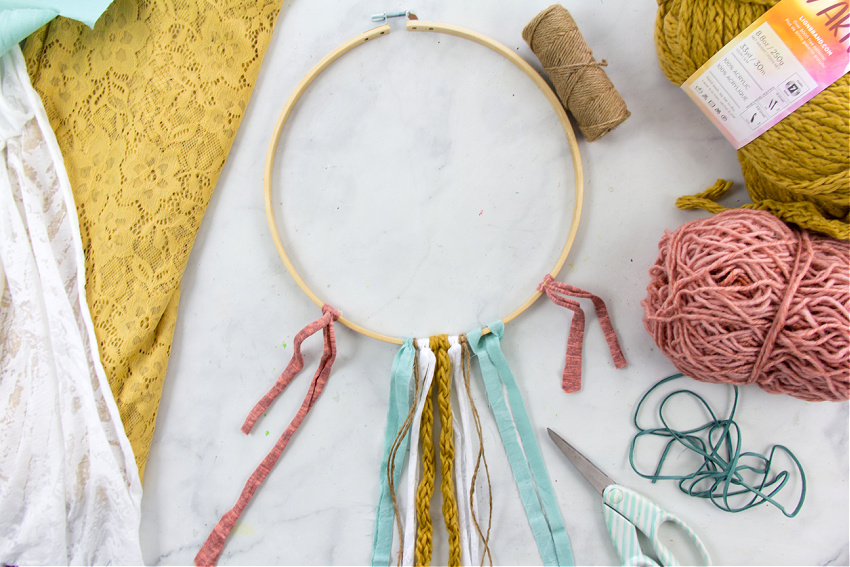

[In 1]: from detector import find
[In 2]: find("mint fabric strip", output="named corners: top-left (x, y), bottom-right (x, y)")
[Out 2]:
top-left (480, 323), bottom-right (575, 566)
top-left (466, 324), bottom-right (556, 565)
top-left (0, 0), bottom-right (115, 27)
top-left (0, 1), bottom-right (115, 56)
top-left (371, 338), bottom-right (416, 567)
top-left (467, 322), bottom-right (575, 567)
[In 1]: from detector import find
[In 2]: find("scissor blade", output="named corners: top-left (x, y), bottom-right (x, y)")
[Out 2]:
top-left (547, 428), bottom-right (615, 496)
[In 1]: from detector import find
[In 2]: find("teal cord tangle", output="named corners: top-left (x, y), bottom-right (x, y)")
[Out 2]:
top-left (628, 374), bottom-right (806, 517)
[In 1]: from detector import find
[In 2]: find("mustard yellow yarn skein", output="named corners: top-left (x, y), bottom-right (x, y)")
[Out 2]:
top-left (656, 0), bottom-right (850, 240)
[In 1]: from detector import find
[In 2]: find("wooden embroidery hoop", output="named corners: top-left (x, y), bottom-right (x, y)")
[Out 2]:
top-left (264, 16), bottom-right (584, 345)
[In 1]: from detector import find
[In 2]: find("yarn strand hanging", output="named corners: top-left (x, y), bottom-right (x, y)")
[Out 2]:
top-left (448, 336), bottom-right (492, 567)
top-left (414, 359), bottom-right (437, 565)
top-left (538, 274), bottom-right (628, 392)
top-left (195, 305), bottom-right (341, 566)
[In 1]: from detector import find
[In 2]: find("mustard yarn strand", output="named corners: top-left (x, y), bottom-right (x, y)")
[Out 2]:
top-left (415, 371), bottom-right (436, 565)
top-left (433, 335), bottom-right (462, 567)
top-left (676, 179), bottom-right (734, 214)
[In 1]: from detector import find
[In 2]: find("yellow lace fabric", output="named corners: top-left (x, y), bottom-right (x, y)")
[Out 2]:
top-left (23, 0), bottom-right (282, 479)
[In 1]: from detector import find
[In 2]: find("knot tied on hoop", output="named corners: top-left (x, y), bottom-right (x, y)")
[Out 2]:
top-left (241, 303), bottom-right (340, 433)
top-left (195, 304), bottom-right (341, 566)
top-left (538, 274), bottom-right (627, 393)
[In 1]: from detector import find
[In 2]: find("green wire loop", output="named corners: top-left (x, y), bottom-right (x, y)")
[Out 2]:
top-left (629, 374), bottom-right (807, 518)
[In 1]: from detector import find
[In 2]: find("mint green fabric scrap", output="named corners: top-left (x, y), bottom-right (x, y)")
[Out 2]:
top-left (467, 321), bottom-right (575, 567)
top-left (0, 0), bottom-right (114, 56)
top-left (371, 338), bottom-right (416, 567)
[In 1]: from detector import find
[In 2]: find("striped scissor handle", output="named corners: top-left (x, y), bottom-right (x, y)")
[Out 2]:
top-left (602, 485), bottom-right (712, 567)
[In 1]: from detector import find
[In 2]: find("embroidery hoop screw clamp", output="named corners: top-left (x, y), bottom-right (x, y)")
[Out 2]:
top-left (371, 11), bottom-right (417, 22)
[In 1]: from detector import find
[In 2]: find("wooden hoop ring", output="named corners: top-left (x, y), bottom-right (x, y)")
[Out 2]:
top-left (264, 20), bottom-right (584, 345)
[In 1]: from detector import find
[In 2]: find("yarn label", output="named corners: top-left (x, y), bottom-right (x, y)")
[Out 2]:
top-left (681, 0), bottom-right (849, 149)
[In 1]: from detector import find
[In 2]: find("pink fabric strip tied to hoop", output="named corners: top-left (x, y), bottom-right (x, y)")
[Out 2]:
top-left (195, 304), bottom-right (340, 567)
top-left (538, 274), bottom-right (627, 392)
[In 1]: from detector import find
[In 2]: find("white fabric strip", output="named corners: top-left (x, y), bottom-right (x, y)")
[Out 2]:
top-left (449, 336), bottom-right (479, 567)
top-left (401, 339), bottom-right (436, 567)
top-left (0, 45), bottom-right (143, 564)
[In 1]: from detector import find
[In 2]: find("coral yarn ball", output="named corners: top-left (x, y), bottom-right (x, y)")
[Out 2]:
top-left (642, 210), bottom-right (850, 402)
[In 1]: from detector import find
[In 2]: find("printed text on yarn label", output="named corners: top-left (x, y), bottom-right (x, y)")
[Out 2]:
top-left (682, 0), bottom-right (849, 148)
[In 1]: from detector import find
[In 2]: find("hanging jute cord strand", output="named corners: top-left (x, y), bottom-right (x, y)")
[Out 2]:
top-left (460, 335), bottom-right (493, 567)
top-left (388, 345), bottom-right (423, 567)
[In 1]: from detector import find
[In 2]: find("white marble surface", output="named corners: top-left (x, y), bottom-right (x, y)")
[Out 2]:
top-left (138, 0), bottom-right (849, 565)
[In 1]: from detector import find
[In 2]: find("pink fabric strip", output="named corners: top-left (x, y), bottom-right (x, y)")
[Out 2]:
top-left (195, 304), bottom-right (340, 567)
top-left (538, 274), bottom-right (627, 392)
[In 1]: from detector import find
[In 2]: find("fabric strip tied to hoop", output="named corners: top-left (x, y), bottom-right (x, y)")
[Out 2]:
top-left (467, 321), bottom-right (575, 567)
top-left (371, 338), bottom-right (416, 567)
top-left (538, 274), bottom-right (627, 392)
top-left (195, 304), bottom-right (340, 567)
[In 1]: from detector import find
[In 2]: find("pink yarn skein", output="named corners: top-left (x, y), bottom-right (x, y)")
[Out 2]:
top-left (643, 209), bottom-right (849, 402)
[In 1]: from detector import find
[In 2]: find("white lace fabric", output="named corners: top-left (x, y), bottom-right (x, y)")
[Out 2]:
top-left (0, 45), bottom-right (143, 565)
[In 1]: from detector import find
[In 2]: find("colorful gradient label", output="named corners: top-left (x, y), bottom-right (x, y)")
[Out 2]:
top-left (682, 0), bottom-right (849, 149)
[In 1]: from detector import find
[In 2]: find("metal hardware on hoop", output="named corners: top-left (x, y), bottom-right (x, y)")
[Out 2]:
top-left (371, 10), bottom-right (418, 22)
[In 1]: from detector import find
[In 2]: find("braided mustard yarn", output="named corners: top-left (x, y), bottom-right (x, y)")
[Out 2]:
top-left (655, 0), bottom-right (850, 239)
top-left (642, 209), bottom-right (850, 402)
top-left (432, 335), bottom-right (462, 567)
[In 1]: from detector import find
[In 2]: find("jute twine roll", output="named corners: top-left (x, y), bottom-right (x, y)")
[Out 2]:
top-left (656, 0), bottom-right (849, 240)
top-left (523, 4), bottom-right (630, 142)
top-left (642, 209), bottom-right (850, 402)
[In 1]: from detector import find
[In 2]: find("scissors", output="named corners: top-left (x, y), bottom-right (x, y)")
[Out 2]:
top-left (547, 428), bottom-right (712, 566)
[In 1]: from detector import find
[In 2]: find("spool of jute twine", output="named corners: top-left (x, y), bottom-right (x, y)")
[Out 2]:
top-left (642, 209), bottom-right (850, 403)
top-left (656, 0), bottom-right (849, 240)
top-left (523, 4), bottom-right (630, 142)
